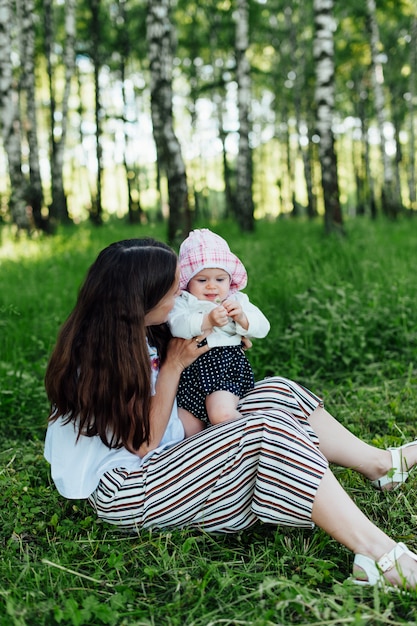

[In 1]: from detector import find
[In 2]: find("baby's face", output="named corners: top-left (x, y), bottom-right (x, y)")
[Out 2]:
top-left (187, 268), bottom-right (231, 303)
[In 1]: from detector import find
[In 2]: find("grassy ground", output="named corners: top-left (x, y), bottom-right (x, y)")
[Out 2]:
top-left (1, 216), bottom-right (417, 625)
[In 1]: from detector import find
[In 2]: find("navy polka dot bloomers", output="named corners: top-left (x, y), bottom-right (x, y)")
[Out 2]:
top-left (176, 346), bottom-right (255, 424)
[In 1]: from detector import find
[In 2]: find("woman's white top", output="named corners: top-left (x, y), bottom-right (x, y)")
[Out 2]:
top-left (44, 343), bottom-right (184, 499)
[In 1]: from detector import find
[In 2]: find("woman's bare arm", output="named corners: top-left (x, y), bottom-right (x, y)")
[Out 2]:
top-left (137, 337), bottom-right (209, 456)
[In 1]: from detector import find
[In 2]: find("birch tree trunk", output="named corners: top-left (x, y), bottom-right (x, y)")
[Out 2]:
top-left (313, 0), bottom-right (343, 234)
top-left (90, 0), bottom-right (103, 224)
top-left (293, 3), bottom-right (317, 219)
top-left (234, 0), bottom-right (254, 231)
top-left (20, 0), bottom-right (48, 231)
top-left (147, 0), bottom-right (190, 245)
top-left (209, 10), bottom-right (235, 219)
top-left (304, 114), bottom-right (318, 219)
top-left (355, 88), bottom-right (371, 217)
top-left (117, 0), bottom-right (143, 224)
top-left (366, 0), bottom-right (402, 216)
top-left (408, 16), bottom-right (416, 211)
top-left (215, 95), bottom-right (235, 219)
top-left (0, 0), bottom-right (30, 230)
top-left (53, 0), bottom-right (75, 224)
top-left (43, 0), bottom-right (71, 223)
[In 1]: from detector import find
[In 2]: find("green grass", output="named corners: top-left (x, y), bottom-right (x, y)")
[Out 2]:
top-left (1, 217), bottom-right (417, 624)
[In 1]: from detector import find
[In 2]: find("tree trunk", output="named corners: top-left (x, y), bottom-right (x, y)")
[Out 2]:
top-left (288, 2), bottom-right (317, 219)
top-left (366, 0), bottom-right (402, 217)
top-left (147, 0), bottom-right (190, 245)
top-left (20, 0), bottom-right (49, 231)
top-left (354, 94), bottom-right (365, 217)
top-left (352, 82), bottom-right (368, 217)
top-left (0, 0), bottom-right (31, 231)
top-left (407, 16), bottom-right (417, 212)
top-left (43, 0), bottom-right (70, 223)
top-left (117, 0), bottom-right (143, 225)
top-left (215, 94), bottom-right (235, 219)
top-left (305, 120), bottom-right (318, 218)
top-left (209, 12), bottom-right (235, 220)
top-left (393, 115), bottom-right (403, 210)
top-left (313, 0), bottom-right (343, 235)
top-left (90, 0), bottom-right (103, 224)
top-left (234, 0), bottom-right (254, 231)
top-left (53, 0), bottom-right (75, 224)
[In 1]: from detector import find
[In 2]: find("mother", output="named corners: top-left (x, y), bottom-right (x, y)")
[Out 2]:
top-left (44, 237), bottom-right (417, 589)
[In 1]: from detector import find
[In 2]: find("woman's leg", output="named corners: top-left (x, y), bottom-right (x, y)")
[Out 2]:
top-left (91, 410), bottom-right (329, 532)
top-left (90, 410), bottom-right (417, 587)
top-left (312, 468), bottom-right (417, 587)
top-left (239, 377), bottom-right (417, 485)
top-left (308, 406), bottom-right (417, 483)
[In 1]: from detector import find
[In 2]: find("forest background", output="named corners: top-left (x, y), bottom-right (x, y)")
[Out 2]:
top-left (0, 0), bottom-right (416, 243)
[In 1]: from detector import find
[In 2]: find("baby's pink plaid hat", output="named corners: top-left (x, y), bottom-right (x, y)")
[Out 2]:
top-left (179, 229), bottom-right (247, 293)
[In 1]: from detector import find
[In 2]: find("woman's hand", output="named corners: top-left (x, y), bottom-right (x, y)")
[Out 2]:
top-left (241, 336), bottom-right (252, 350)
top-left (165, 335), bottom-right (210, 372)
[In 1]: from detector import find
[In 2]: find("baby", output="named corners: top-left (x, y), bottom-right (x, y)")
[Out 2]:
top-left (169, 229), bottom-right (270, 433)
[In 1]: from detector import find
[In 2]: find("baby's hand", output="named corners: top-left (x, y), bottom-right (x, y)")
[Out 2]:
top-left (208, 305), bottom-right (229, 327)
top-left (223, 299), bottom-right (248, 329)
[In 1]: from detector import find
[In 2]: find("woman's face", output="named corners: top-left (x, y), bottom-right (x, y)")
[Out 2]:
top-left (144, 266), bottom-right (181, 326)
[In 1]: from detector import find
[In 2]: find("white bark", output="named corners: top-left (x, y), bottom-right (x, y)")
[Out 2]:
top-left (313, 0), bottom-right (343, 232)
top-left (20, 0), bottom-right (44, 225)
top-left (407, 16), bottom-right (416, 209)
top-left (366, 1), bottom-right (391, 181)
top-left (147, 0), bottom-right (189, 243)
top-left (0, 0), bottom-right (30, 229)
top-left (366, 0), bottom-right (402, 213)
top-left (50, 0), bottom-right (76, 221)
top-left (235, 0), bottom-right (254, 231)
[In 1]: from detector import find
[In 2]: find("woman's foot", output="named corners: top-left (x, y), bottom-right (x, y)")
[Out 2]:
top-left (352, 542), bottom-right (417, 589)
top-left (370, 441), bottom-right (417, 491)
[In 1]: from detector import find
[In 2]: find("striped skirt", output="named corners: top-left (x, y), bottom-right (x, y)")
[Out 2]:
top-left (88, 377), bottom-right (329, 532)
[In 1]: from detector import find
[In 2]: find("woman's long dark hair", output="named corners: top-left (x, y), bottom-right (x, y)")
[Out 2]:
top-left (45, 238), bottom-right (177, 451)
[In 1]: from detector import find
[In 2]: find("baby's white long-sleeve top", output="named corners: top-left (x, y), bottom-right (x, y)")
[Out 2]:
top-left (168, 291), bottom-right (270, 348)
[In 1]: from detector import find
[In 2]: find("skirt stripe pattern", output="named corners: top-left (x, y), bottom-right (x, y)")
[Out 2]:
top-left (89, 377), bottom-right (328, 532)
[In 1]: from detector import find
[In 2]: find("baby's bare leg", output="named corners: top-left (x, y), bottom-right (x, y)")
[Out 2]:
top-left (206, 390), bottom-right (241, 425)
top-left (178, 407), bottom-right (206, 438)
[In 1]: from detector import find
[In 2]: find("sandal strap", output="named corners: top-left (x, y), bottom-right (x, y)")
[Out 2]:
top-left (371, 447), bottom-right (410, 490)
top-left (377, 542), bottom-right (408, 573)
top-left (353, 542), bottom-right (417, 587)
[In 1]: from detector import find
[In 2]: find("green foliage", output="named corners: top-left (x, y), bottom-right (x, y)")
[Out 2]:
top-left (1, 217), bottom-right (417, 624)
top-left (226, 218), bottom-right (417, 389)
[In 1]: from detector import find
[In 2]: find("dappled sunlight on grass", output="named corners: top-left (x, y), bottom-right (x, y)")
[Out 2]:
top-left (0, 225), bottom-right (97, 266)
top-left (0, 220), bottom-right (168, 263)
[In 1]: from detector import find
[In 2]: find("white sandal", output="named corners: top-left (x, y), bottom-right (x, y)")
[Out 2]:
top-left (352, 542), bottom-right (417, 588)
top-left (371, 441), bottom-right (417, 490)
